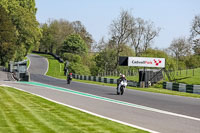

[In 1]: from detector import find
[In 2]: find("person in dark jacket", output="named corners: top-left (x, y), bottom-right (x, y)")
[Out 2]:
top-left (67, 73), bottom-right (73, 84)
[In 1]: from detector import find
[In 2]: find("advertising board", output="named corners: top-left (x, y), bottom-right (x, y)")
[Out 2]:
top-left (128, 57), bottom-right (165, 68)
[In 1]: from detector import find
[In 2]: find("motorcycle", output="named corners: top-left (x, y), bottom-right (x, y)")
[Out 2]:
top-left (67, 73), bottom-right (73, 84)
top-left (117, 79), bottom-right (127, 95)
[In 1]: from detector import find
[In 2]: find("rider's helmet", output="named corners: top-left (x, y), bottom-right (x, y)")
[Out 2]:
top-left (122, 75), bottom-right (125, 78)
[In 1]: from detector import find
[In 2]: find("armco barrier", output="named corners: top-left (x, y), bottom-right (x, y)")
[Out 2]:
top-left (32, 51), bottom-right (63, 63)
top-left (73, 74), bottom-right (138, 87)
top-left (163, 82), bottom-right (200, 94)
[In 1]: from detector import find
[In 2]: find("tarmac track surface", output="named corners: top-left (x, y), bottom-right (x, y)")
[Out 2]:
top-left (7, 54), bottom-right (200, 133)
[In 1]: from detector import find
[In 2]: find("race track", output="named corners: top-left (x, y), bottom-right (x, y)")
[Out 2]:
top-left (6, 54), bottom-right (200, 133)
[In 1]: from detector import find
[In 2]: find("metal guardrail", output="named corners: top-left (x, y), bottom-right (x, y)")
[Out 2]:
top-left (9, 60), bottom-right (29, 81)
top-left (73, 74), bottom-right (139, 87)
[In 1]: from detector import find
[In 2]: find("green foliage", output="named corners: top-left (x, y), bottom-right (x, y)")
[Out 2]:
top-left (39, 23), bottom-right (54, 52)
top-left (0, 0), bottom-right (41, 63)
top-left (14, 44), bottom-right (27, 61)
top-left (39, 20), bottom-right (74, 53)
top-left (143, 48), bottom-right (176, 70)
top-left (16, 0), bottom-right (37, 14)
top-left (11, 5), bottom-right (41, 54)
top-left (62, 34), bottom-right (88, 55)
top-left (0, 6), bottom-right (17, 65)
top-left (62, 53), bottom-right (81, 63)
top-left (90, 63), bottom-right (99, 76)
top-left (62, 52), bottom-right (91, 75)
top-left (94, 48), bottom-right (117, 73)
top-left (39, 19), bottom-right (93, 55)
top-left (185, 55), bottom-right (200, 68)
top-left (119, 45), bottom-right (135, 56)
top-left (68, 62), bottom-right (91, 75)
top-left (72, 21), bottom-right (93, 51)
top-left (142, 48), bottom-right (167, 58)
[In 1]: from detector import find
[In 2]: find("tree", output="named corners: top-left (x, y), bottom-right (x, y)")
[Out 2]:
top-left (0, 6), bottom-right (17, 65)
top-left (130, 18), bottom-right (145, 56)
top-left (0, 0), bottom-right (41, 61)
top-left (72, 21), bottom-right (93, 51)
top-left (62, 34), bottom-right (88, 55)
top-left (39, 23), bottom-right (54, 52)
top-left (192, 39), bottom-right (200, 55)
top-left (143, 48), bottom-right (176, 70)
top-left (94, 48), bottom-right (117, 73)
top-left (109, 9), bottom-right (134, 69)
top-left (190, 15), bottom-right (200, 39)
top-left (16, 0), bottom-right (37, 14)
top-left (190, 15), bottom-right (200, 55)
top-left (142, 21), bottom-right (160, 52)
top-left (168, 37), bottom-right (192, 69)
top-left (50, 19), bottom-right (74, 54)
top-left (185, 55), bottom-right (200, 68)
top-left (130, 18), bottom-right (160, 56)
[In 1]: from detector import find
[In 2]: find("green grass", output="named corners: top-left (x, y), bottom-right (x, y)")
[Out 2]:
top-left (0, 86), bottom-right (147, 133)
top-left (37, 53), bottom-right (200, 98)
top-left (106, 68), bottom-right (200, 85)
top-left (167, 68), bottom-right (200, 85)
top-left (37, 54), bottom-right (66, 79)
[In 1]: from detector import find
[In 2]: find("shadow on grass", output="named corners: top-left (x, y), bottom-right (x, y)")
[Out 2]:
top-left (173, 76), bottom-right (191, 82)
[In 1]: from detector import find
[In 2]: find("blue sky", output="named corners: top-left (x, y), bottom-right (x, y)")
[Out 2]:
top-left (35, 0), bottom-right (200, 49)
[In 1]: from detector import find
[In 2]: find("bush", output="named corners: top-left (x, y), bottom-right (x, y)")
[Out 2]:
top-left (62, 53), bottom-right (81, 63)
top-left (68, 62), bottom-right (91, 75)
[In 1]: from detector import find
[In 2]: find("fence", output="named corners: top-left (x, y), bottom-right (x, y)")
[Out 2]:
top-left (73, 74), bottom-right (139, 87)
top-left (162, 68), bottom-right (198, 81)
top-left (32, 51), bottom-right (64, 63)
top-left (163, 82), bottom-right (200, 94)
top-left (98, 70), bottom-right (138, 77)
top-left (167, 68), bottom-right (196, 76)
top-left (100, 68), bottom-right (198, 78)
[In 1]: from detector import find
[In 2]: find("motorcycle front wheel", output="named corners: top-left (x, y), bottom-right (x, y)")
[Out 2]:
top-left (120, 87), bottom-right (124, 95)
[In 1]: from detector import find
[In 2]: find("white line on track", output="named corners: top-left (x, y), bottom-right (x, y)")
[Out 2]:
top-left (44, 57), bottom-right (49, 75)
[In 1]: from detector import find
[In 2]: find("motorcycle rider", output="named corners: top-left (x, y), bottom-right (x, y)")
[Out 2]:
top-left (117, 74), bottom-right (127, 94)
top-left (67, 72), bottom-right (73, 84)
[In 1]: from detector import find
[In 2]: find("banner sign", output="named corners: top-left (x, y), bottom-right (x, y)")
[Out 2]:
top-left (128, 57), bottom-right (165, 68)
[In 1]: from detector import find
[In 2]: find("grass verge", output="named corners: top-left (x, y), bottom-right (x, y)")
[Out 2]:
top-left (0, 86), bottom-right (147, 133)
top-left (37, 53), bottom-right (200, 98)
top-left (36, 54), bottom-right (66, 79)
top-left (171, 68), bottom-right (200, 85)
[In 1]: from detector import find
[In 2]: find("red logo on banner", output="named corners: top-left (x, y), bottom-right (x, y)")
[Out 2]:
top-left (154, 59), bottom-right (162, 66)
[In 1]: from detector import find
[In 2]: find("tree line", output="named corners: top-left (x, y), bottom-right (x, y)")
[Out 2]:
top-left (0, 0), bottom-right (41, 66)
top-left (38, 10), bottom-right (200, 76)
top-left (0, 2), bottom-right (200, 76)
